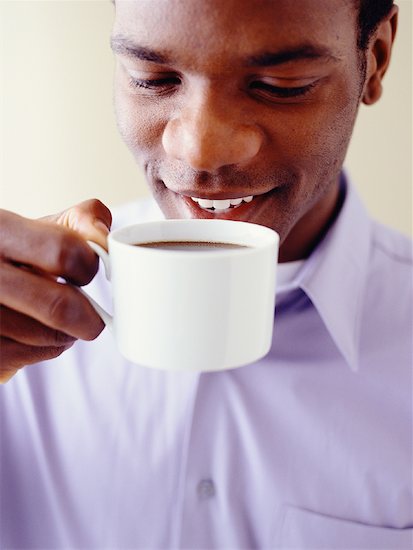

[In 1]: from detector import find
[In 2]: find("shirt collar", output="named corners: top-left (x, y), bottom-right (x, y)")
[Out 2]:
top-left (278, 173), bottom-right (372, 371)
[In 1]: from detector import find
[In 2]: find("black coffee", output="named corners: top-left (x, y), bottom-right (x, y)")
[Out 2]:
top-left (135, 240), bottom-right (249, 252)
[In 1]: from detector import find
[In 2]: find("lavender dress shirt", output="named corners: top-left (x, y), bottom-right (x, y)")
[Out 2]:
top-left (1, 175), bottom-right (412, 549)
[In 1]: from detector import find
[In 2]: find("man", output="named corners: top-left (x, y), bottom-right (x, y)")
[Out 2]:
top-left (0, 0), bottom-right (412, 548)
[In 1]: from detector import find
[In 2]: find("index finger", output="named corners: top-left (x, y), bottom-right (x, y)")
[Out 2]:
top-left (0, 209), bottom-right (99, 286)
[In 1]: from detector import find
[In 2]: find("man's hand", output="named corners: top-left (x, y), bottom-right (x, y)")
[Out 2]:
top-left (0, 199), bottom-right (112, 383)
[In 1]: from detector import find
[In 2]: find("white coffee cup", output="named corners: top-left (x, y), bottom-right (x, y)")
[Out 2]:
top-left (83, 219), bottom-right (279, 372)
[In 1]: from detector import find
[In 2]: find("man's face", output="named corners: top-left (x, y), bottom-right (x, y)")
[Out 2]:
top-left (112, 0), bottom-right (363, 257)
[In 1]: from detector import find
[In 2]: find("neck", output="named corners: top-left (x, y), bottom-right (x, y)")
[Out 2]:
top-left (278, 177), bottom-right (344, 263)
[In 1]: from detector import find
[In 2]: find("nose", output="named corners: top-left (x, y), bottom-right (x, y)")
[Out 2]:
top-left (162, 92), bottom-right (262, 172)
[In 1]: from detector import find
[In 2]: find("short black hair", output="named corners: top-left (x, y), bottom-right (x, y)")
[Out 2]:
top-left (358, 0), bottom-right (394, 49)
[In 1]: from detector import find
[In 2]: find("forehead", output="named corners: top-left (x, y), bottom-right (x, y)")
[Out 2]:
top-left (113, 0), bottom-right (358, 65)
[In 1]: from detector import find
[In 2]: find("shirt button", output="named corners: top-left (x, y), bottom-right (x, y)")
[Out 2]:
top-left (197, 479), bottom-right (216, 500)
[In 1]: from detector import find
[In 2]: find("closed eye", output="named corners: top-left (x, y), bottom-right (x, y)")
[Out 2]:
top-left (128, 76), bottom-right (181, 93)
top-left (127, 73), bottom-right (318, 100)
top-left (249, 80), bottom-right (317, 98)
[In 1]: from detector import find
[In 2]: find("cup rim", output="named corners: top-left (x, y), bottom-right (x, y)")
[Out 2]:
top-left (109, 219), bottom-right (279, 255)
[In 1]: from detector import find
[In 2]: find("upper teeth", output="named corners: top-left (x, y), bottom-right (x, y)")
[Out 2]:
top-left (190, 195), bottom-right (254, 210)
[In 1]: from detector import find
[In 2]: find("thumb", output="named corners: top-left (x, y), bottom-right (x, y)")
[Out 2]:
top-left (40, 199), bottom-right (112, 251)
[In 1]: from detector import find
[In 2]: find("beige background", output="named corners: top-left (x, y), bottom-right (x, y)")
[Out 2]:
top-left (1, 0), bottom-right (412, 236)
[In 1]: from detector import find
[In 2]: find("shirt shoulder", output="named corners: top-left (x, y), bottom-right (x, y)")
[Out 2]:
top-left (370, 220), bottom-right (412, 266)
top-left (367, 221), bottom-right (412, 305)
top-left (362, 220), bottom-right (412, 355)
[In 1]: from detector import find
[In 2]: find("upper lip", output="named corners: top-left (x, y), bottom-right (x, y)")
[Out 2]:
top-left (159, 179), bottom-right (276, 199)
top-left (188, 194), bottom-right (253, 199)
top-left (173, 190), bottom-right (268, 200)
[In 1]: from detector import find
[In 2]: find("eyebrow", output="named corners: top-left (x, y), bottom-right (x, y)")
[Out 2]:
top-left (246, 46), bottom-right (340, 67)
top-left (110, 36), bottom-right (171, 64)
top-left (110, 36), bottom-right (340, 68)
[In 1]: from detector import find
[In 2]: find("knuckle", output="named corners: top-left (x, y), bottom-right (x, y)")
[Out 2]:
top-left (67, 204), bottom-right (85, 221)
top-left (47, 292), bottom-right (73, 327)
top-left (47, 288), bottom-right (103, 340)
top-left (46, 230), bottom-right (74, 271)
top-left (55, 234), bottom-right (80, 274)
top-left (50, 232), bottom-right (96, 283)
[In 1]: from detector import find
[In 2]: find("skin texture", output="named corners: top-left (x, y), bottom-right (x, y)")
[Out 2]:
top-left (0, 0), bottom-right (398, 382)
top-left (111, 0), bottom-right (397, 261)
top-left (0, 201), bottom-right (111, 382)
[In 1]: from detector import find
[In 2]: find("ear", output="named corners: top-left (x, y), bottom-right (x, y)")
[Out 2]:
top-left (362, 5), bottom-right (398, 105)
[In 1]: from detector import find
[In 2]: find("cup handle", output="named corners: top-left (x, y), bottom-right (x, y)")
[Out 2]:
top-left (76, 241), bottom-right (113, 330)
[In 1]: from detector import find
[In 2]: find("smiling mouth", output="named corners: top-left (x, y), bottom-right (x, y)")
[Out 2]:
top-left (189, 195), bottom-right (254, 212)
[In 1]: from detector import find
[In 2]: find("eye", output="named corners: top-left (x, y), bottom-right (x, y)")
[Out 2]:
top-left (128, 76), bottom-right (181, 95)
top-left (249, 80), bottom-right (317, 99)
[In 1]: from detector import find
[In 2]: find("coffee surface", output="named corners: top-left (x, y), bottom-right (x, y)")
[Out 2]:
top-left (135, 240), bottom-right (248, 252)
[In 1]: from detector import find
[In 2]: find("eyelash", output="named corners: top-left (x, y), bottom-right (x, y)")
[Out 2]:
top-left (249, 80), bottom-right (316, 98)
top-left (129, 77), bottom-right (180, 93)
top-left (128, 77), bottom-right (316, 99)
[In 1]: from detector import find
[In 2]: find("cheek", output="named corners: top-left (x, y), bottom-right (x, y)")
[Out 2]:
top-left (114, 69), bottom-right (166, 163)
top-left (270, 65), bottom-right (360, 162)
top-left (260, 83), bottom-right (360, 224)
top-left (271, 93), bottom-right (359, 184)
